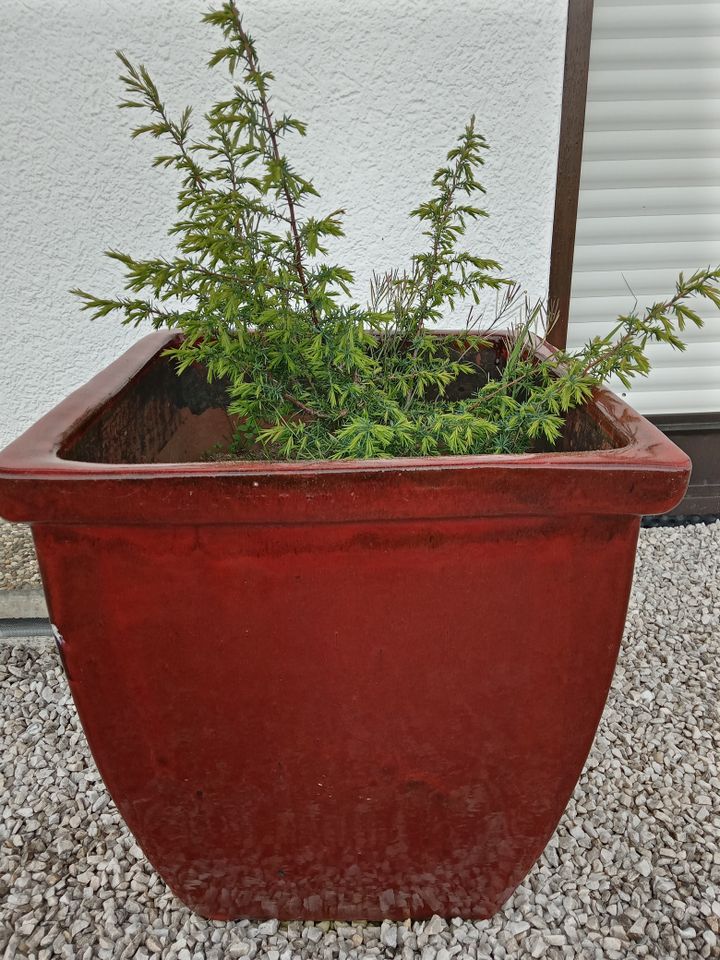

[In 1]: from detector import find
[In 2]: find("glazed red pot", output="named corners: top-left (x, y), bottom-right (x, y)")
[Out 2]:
top-left (0, 331), bottom-right (689, 921)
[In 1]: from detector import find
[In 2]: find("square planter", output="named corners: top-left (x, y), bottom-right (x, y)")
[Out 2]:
top-left (0, 331), bottom-right (690, 920)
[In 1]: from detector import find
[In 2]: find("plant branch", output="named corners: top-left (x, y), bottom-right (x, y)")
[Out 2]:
top-left (116, 51), bottom-right (206, 194)
top-left (224, 2), bottom-right (319, 325)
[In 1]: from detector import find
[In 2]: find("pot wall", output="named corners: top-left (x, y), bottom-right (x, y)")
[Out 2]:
top-left (36, 511), bottom-right (637, 920)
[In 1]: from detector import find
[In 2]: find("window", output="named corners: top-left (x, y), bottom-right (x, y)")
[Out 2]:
top-left (569, 0), bottom-right (720, 414)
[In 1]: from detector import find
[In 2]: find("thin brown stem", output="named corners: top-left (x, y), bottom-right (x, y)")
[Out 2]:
top-left (284, 391), bottom-right (343, 420)
top-left (149, 97), bottom-right (205, 195)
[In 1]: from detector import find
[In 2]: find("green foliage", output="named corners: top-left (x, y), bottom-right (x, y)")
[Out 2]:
top-left (72, 2), bottom-right (720, 460)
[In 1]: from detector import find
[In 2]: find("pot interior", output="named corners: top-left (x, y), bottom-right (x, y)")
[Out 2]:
top-left (59, 346), bottom-right (628, 464)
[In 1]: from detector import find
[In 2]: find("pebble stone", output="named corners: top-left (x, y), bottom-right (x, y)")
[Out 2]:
top-left (1, 521), bottom-right (718, 958)
top-left (0, 521), bottom-right (40, 591)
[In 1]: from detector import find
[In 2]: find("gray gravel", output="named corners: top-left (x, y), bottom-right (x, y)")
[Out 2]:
top-left (1, 523), bottom-right (719, 959)
top-left (0, 522), bottom-right (40, 591)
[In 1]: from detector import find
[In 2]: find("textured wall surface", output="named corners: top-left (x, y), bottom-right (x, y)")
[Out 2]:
top-left (0, 0), bottom-right (566, 446)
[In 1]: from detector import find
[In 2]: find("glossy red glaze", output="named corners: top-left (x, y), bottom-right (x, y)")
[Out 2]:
top-left (0, 333), bottom-right (690, 920)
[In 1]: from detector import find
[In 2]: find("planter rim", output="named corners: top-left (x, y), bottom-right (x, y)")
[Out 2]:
top-left (0, 330), bottom-right (689, 477)
top-left (0, 330), bottom-right (691, 523)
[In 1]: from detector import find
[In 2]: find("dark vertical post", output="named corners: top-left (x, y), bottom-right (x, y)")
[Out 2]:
top-left (547, 0), bottom-right (595, 349)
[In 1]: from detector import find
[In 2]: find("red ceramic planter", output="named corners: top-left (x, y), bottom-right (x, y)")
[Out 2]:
top-left (0, 332), bottom-right (689, 921)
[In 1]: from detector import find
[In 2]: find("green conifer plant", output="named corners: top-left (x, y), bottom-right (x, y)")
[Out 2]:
top-left (72, 1), bottom-right (720, 460)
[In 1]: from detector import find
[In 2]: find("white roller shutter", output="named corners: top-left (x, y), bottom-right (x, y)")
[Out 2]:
top-left (568, 0), bottom-right (720, 414)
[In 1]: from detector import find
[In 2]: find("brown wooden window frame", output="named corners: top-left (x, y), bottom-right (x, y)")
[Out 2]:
top-left (547, 0), bottom-right (595, 350)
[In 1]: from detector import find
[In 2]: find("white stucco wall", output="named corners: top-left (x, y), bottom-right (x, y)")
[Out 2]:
top-left (0, 0), bottom-right (567, 447)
